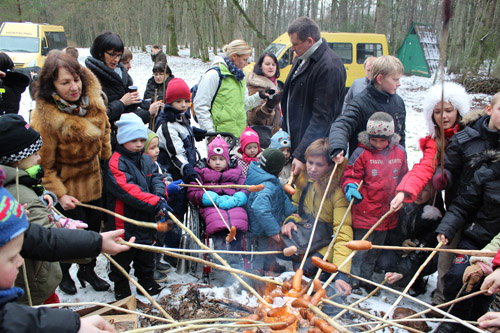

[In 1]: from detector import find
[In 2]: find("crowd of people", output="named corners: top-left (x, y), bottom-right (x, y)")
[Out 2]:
top-left (1, 15), bottom-right (500, 333)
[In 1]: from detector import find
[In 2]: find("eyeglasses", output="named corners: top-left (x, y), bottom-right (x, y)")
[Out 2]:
top-left (105, 51), bottom-right (122, 59)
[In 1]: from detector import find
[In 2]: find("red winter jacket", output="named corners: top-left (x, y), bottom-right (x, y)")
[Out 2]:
top-left (341, 132), bottom-right (408, 231)
top-left (396, 136), bottom-right (437, 202)
top-left (493, 249), bottom-right (500, 269)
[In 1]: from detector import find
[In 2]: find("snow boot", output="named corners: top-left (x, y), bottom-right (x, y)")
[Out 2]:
top-left (59, 263), bottom-right (76, 295)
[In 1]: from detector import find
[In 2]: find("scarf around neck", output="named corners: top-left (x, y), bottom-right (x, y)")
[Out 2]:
top-left (52, 93), bottom-right (89, 116)
top-left (444, 123), bottom-right (460, 140)
top-left (223, 56), bottom-right (245, 81)
top-left (241, 153), bottom-right (259, 165)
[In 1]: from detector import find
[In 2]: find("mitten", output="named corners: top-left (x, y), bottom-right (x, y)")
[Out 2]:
top-left (432, 170), bottom-right (450, 191)
top-left (155, 198), bottom-right (173, 217)
top-left (463, 264), bottom-right (484, 292)
top-left (344, 183), bottom-right (363, 204)
top-left (202, 191), bottom-right (219, 207)
top-left (218, 195), bottom-right (238, 210)
top-left (265, 91), bottom-right (283, 109)
top-left (167, 179), bottom-right (183, 196)
top-left (56, 217), bottom-right (88, 230)
top-left (182, 164), bottom-right (199, 183)
top-left (192, 127), bottom-right (208, 142)
top-left (233, 191), bottom-right (248, 207)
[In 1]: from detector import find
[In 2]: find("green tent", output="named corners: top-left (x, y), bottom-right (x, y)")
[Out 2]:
top-left (397, 23), bottom-right (440, 78)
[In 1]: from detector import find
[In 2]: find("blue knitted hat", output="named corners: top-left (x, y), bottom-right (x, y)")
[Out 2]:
top-left (270, 129), bottom-right (291, 150)
top-left (116, 113), bottom-right (148, 145)
top-left (0, 167), bottom-right (29, 248)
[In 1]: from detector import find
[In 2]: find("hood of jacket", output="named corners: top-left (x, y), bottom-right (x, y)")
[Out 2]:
top-left (246, 71), bottom-right (276, 92)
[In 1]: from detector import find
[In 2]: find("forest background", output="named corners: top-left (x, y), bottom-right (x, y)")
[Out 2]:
top-left (1, 0), bottom-right (499, 78)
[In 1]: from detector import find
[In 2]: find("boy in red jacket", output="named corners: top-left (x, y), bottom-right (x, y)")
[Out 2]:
top-left (341, 112), bottom-right (408, 293)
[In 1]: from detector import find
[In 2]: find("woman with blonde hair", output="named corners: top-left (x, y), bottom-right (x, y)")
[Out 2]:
top-left (193, 39), bottom-right (265, 137)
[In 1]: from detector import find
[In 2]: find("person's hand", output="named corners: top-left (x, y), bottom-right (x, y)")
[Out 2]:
top-left (0, 70), bottom-right (5, 78)
top-left (258, 90), bottom-right (269, 99)
top-left (385, 272), bottom-right (403, 284)
top-left (271, 233), bottom-right (281, 243)
top-left (463, 264), bottom-right (485, 292)
top-left (344, 183), bottom-right (363, 204)
top-left (291, 159), bottom-right (304, 177)
top-left (182, 165), bottom-right (199, 183)
top-left (217, 195), bottom-right (237, 210)
top-left (79, 314), bottom-right (116, 333)
top-left (192, 127), bottom-right (208, 142)
top-left (56, 217), bottom-right (88, 229)
top-left (232, 192), bottom-right (247, 207)
top-left (281, 222), bottom-right (297, 240)
top-left (433, 170), bottom-right (449, 191)
top-left (59, 194), bottom-right (79, 210)
top-left (167, 179), bottom-right (183, 196)
top-left (43, 194), bottom-right (54, 210)
top-left (120, 92), bottom-right (141, 106)
top-left (148, 100), bottom-right (164, 116)
top-left (335, 279), bottom-right (352, 296)
top-left (100, 229), bottom-right (135, 255)
top-left (401, 239), bottom-right (417, 257)
top-left (437, 233), bottom-right (449, 245)
top-left (482, 268), bottom-right (500, 295)
top-left (155, 198), bottom-right (173, 218)
top-left (391, 192), bottom-right (405, 211)
top-left (478, 312), bottom-right (500, 332)
top-left (265, 91), bottom-right (283, 109)
top-left (332, 151), bottom-right (344, 165)
top-left (202, 191), bottom-right (219, 207)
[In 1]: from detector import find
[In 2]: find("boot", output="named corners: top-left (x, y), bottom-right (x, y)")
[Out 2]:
top-left (137, 279), bottom-right (164, 296)
top-left (59, 263), bottom-right (77, 295)
top-left (77, 264), bottom-right (110, 291)
top-left (114, 281), bottom-right (131, 301)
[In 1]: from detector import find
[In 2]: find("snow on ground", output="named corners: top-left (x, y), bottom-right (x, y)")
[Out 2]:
top-left (16, 48), bottom-right (492, 331)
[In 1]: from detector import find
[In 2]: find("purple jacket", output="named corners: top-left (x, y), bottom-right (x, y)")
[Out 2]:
top-left (187, 160), bottom-right (248, 236)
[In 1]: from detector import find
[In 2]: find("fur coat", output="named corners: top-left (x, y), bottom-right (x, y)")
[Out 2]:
top-left (30, 68), bottom-right (112, 202)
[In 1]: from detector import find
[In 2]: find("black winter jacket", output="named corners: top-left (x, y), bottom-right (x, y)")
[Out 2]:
top-left (0, 71), bottom-right (29, 114)
top-left (436, 150), bottom-right (500, 249)
top-left (0, 223), bottom-right (102, 332)
top-left (329, 83), bottom-right (406, 158)
top-left (281, 39), bottom-right (346, 163)
top-left (142, 75), bottom-right (175, 103)
top-left (104, 144), bottom-right (166, 243)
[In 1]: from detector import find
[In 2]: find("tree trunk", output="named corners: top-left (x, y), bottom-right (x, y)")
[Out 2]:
top-left (167, 0), bottom-right (179, 56)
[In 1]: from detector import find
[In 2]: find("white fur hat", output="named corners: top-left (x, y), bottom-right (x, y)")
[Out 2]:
top-left (423, 82), bottom-right (471, 138)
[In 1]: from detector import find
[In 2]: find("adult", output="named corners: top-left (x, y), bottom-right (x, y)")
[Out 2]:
top-left (151, 45), bottom-right (167, 65)
top-left (30, 50), bottom-right (112, 295)
top-left (0, 52), bottom-right (30, 115)
top-left (143, 62), bottom-right (173, 107)
top-left (341, 56), bottom-right (376, 113)
top-left (192, 39), bottom-right (264, 137)
top-left (246, 52), bottom-right (283, 148)
top-left (281, 17), bottom-right (346, 176)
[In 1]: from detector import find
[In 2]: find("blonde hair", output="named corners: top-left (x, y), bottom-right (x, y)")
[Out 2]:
top-left (491, 92), bottom-right (500, 108)
top-left (223, 40), bottom-right (252, 58)
top-left (371, 55), bottom-right (404, 84)
top-left (122, 48), bottom-right (133, 62)
top-left (305, 138), bottom-right (331, 164)
top-left (364, 56), bottom-right (376, 68)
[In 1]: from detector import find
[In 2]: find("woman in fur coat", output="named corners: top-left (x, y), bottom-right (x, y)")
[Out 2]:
top-left (30, 50), bottom-right (112, 296)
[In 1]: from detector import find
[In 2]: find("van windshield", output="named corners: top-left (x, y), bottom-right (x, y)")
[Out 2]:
top-left (264, 43), bottom-right (287, 57)
top-left (0, 36), bottom-right (39, 53)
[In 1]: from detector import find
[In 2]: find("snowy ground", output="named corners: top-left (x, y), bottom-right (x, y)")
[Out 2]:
top-left (17, 48), bottom-right (491, 331)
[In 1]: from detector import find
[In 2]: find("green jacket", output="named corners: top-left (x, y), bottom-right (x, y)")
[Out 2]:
top-left (2, 165), bottom-right (62, 305)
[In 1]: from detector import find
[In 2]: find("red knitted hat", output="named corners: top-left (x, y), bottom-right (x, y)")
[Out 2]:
top-left (166, 78), bottom-right (191, 105)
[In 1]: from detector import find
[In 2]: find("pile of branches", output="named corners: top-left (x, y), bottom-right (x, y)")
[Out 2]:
top-left (454, 75), bottom-right (500, 95)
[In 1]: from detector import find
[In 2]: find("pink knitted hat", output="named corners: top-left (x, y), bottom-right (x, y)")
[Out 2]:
top-left (238, 126), bottom-right (260, 154)
top-left (208, 135), bottom-right (229, 163)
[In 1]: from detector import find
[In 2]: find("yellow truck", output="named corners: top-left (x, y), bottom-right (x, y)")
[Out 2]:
top-left (0, 22), bottom-right (67, 69)
top-left (247, 32), bottom-right (388, 87)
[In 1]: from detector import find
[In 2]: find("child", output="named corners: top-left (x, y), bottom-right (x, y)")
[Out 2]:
top-left (186, 136), bottom-right (248, 266)
top-left (330, 55), bottom-right (406, 163)
top-left (104, 113), bottom-right (171, 300)
top-left (236, 126), bottom-right (261, 177)
top-left (341, 112), bottom-right (408, 292)
top-left (245, 148), bottom-right (296, 274)
top-left (270, 129), bottom-right (292, 187)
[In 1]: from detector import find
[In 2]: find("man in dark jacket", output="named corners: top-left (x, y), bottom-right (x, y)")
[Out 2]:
top-left (281, 17), bottom-right (346, 176)
top-left (151, 45), bottom-right (167, 65)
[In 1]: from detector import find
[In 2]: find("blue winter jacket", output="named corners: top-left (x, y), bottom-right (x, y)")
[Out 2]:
top-left (245, 162), bottom-right (296, 237)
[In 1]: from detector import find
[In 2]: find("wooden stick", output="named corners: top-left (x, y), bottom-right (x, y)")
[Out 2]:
top-left (179, 183), bottom-right (264, 192)
top-left (167, 211), bottom-right (272, 307)
top-left (299, 162), bottom-right (339, 270)
top-left (309, 303), bottom-right (349, 333)
top-left (345, 318), bottom-right (478, 328)
top-left (143, 246), bottom-right (282, 255)
top-left (149, 88), bottom-right (159, 131)
top-left (195, 179), bottom-right (231, 232)
top-left (434, 282), bottom-right (468, 332)
top-left (102, 253), bottom-right (174, 321)
top-left (127, 320), bottom-right (272, 333)
top-left (16, 167), bottom-right (32, 307)
top-left (118, 241), bottom-right (281, 285)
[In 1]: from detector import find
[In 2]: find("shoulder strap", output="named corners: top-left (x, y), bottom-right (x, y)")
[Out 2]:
top-left (298, 182), bottom-right (311, 217)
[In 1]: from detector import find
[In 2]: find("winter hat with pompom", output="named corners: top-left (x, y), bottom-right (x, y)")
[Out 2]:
top-left (238, 126), bottom-right (260, 155)
top-left (208, 135), bottom-right (230, 164)
top-left (366, 112), bottom-right (394, 141)
top-left (259, 148), bottom-right (285, 176)
top-left (116, 113), bottom-right (148, 145)
top-left (165, 78), bottom-right (191, 105)
top-left (423, 82), bottom-right (471, 138)
top-left (270, 129), bottom-right (291, 150)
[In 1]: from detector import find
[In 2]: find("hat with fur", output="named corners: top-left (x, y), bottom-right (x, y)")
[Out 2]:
top-left (270, 129), bottom-right (291, 150)
top-left (208, 135), bottom-right (229, 164)
top-left (238, 126), bottom-right (260, 155)
top-left (423, 82), bottom-right (471, 138)
top-left (366, 112), bottom-right (394, 140)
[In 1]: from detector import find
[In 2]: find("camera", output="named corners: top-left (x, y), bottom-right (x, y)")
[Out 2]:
top-left (266, 89), bottom-right (276, 99)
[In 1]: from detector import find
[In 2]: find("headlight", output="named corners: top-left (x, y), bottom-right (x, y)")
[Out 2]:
top-left (26, 59), bottom-right (37, 67)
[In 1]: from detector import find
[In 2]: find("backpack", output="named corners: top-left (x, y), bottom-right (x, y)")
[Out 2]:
top-left (190, 66), bottom-right (225, 121)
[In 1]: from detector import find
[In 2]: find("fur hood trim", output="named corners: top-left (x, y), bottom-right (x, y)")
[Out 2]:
top-left (461, 109), bottom-right (486, 127)
top-left (469, 149), bottom-right (500, 169)
top-left (246, 71), bottom-right (276, 90)
top-left (357, 131), bottom-right (401, 149)
top-left (294, 159), bottom-right (345, 196)
top-left (423, 82), bottom-right (471, 138)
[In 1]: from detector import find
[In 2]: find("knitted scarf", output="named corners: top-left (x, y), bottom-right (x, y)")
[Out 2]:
top-left (241, 152), bottom-right (259, 165)
top-left (223, 56), bottom-right (245, 81)
top-left (20, 165), bottom-right (45, 196)
top-left (52, 93), bottom-right (89, 116)
top-left (444, 123), bottom-right (460, 140)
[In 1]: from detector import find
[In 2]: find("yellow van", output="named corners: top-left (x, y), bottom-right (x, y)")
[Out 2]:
top-left (247, 32), bottom-right (388, 87)
top-left (0, 22), bottom-right (67, 69)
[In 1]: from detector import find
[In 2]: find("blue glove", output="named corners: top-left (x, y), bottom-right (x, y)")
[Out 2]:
top-left (344, 183), bottom-right (363, 204)
top-left (202, 191), bottom-right (219, 207)
top-left (155, 198), bottom-right (174, 218)
top-left (218, 195), bottom-right (238, 210)
top-left (167, 179), bottom-right (183, 196)
top-left (233, 191), bottom-right (248, 207)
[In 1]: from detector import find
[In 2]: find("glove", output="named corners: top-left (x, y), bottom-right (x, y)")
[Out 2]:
top-left (182, 164), bottom-right (199, 183)
top-left (202, 191), bottom-right (219, 207)
top-left (217, 195), bottom-right (238, 210)
top-left (55, 217), bottom-right (88, 230)
top-left (167, 179), bottom-right (183, 196)
top-left (463, 264), bottom-right (484, 292)
top-left (265, 91), bottom-right (283, 109)
top-left (155, 198), bottom-right (174, 217)
top-left (344, 183), bottom-right (363, 204)
top-left (401, 239), bottom-right (417, 257)
top-left (233, 191), bottom-right (248, 207)
top-left (192, 127), bottom-right (207, 142)
top-left (432, 170), bottom-right (450, 191)
top-left (258, 90), bottom-right (268, 99)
